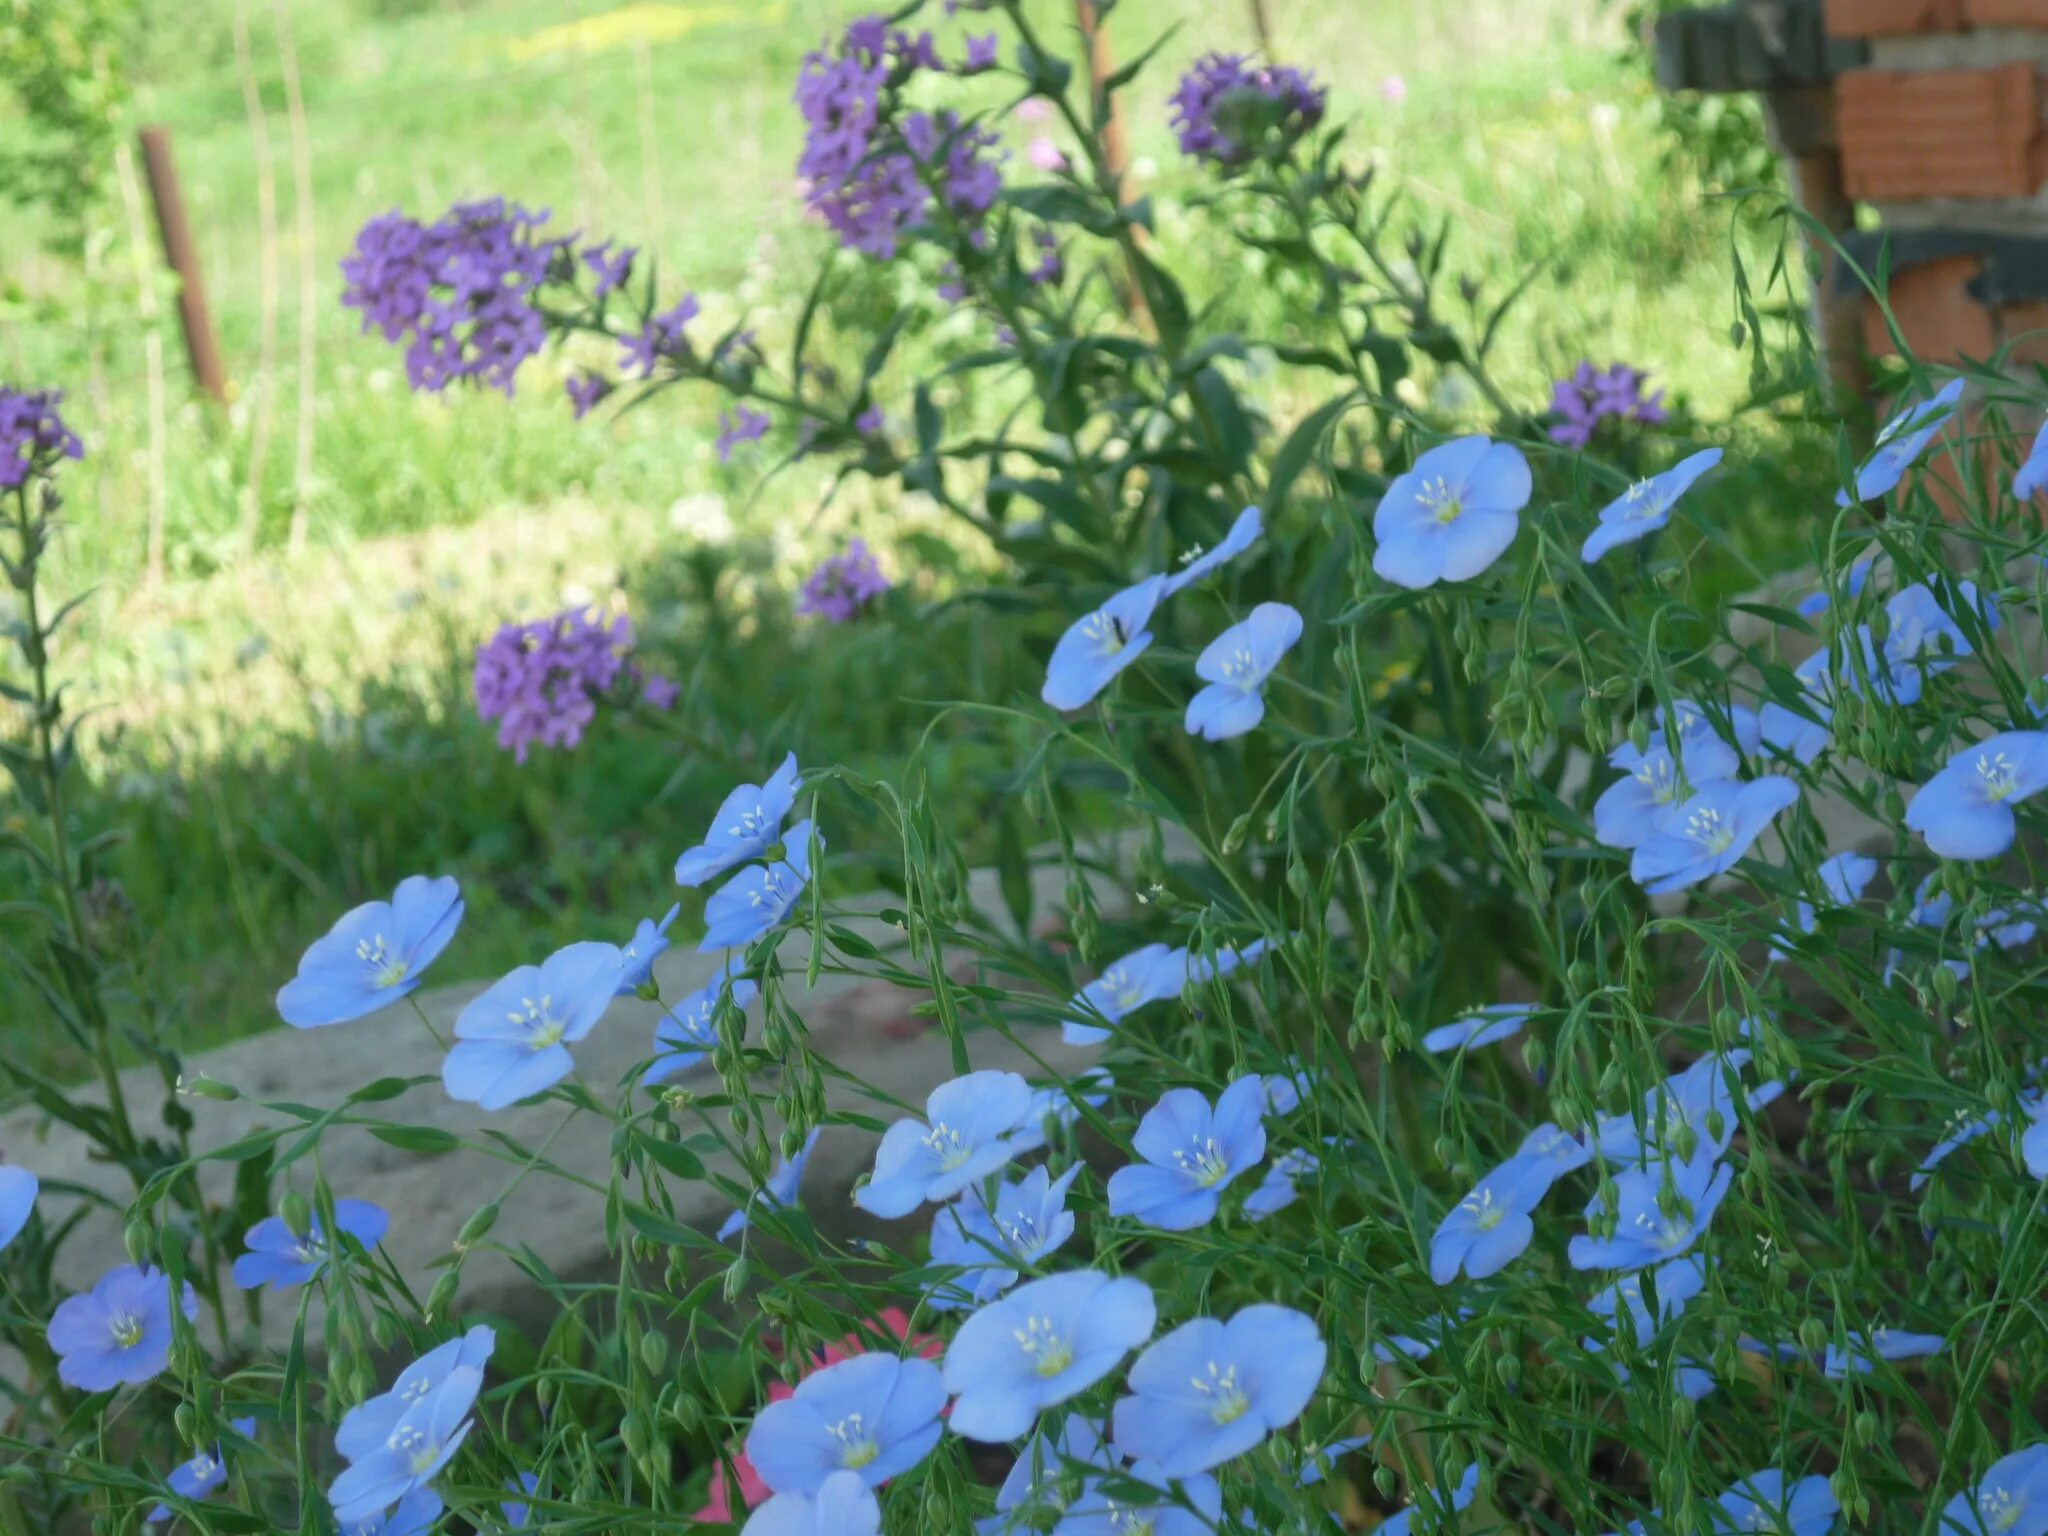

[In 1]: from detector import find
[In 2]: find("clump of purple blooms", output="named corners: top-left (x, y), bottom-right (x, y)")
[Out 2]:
top-left (1168, 54), bottom-right (1326, 166)
top-left (797, 539), bottom-right (891, 623)
top-left (0, 387), bottom-right (84, 490)
top-left (793, 16), bottom-right (1005, 259)
top-left (716, 407), bottom-right (772, 463)
top-left (1547, 362), bottom-right (1669, 450)
top-left (341, 199), bottom-right (575, 395)
top-left (473, 608), bottom-right (672, 761)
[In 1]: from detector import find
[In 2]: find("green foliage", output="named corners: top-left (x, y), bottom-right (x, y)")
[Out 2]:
top-left (0, 0), bottom-right (137, 239)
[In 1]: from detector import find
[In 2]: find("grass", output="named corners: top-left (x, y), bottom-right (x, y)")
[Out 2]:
top-left (0, 0), bottom-right (1832, 1074)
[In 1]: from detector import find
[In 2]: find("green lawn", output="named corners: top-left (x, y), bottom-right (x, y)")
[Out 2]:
top-left (0, 0), bottom-right (1821, 1074)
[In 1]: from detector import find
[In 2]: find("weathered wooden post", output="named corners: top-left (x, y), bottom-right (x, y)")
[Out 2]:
top-left (135, 126), bottom-right (230, 406)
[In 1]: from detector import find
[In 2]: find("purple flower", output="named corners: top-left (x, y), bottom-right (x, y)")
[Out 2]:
top-left (581, 240), bottom-right (636, 299)
top-left (473, 608), bottom-right (635, 762)
top-left (797, 539), bottom-right (892, 622)
top-left (566, 373), bottom-right (611, 419)
top-left (855, 405), bottom-right (886, 436)
top-left (0, 386), bottom-right (84, 489)
top-left (47, 1264), bottom-right (199, 1392)
top-left (620, 295), bottom-right (700, 377)
top-left (718, 406), bottom-right (772, 463)
top-left (642, 672), bottom-right (680, 710)
top-left (1548, 362), bottom-right (1667, 450)
top-left (1168, 53), bottom-right (1326, 166)
top-left (340, 200), bottom-right (569, 395)
top-left (961, 33), bottom-right (998, 73)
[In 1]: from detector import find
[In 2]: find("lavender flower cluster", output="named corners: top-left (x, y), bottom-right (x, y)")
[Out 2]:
top-left (1167, 53), bottom-right (1327, 167)
top-left (796, 537), bottom-right (891, 623)
top-left (339, 199), bottom-right (573, 395)
top-left (471, 607), bottom-right (672, 762)
top-left (793, 16), bottom-right (1004, 259)
top-left (0, 387), bottom-right (84, 492)
top-left (1547, 361), bottom-right (1670, 450)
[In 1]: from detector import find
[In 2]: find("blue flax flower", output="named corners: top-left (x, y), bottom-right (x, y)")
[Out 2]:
top-left (1940, 1443), bottom-right (2048, 1535)
top-left (1422, 1003), bottom-right (1532, 1055)
top-left (2023, 1101), bottom-right (2048, 1180)
top-left (1517, 1122), bottom-right (1594, 1181)
top-left (674, 754), bottom-right (802, 887)
top-left (1838, 377), bottom-right (1963, 505)
top-left (1372, 436), bottom-right (1532, 588)
top-left (2016, 419), bottom-right (2048, 502)
top-left (335, 1327), bottom-right (495, 1464)
top-left (1824, 1326), bottom-right (1944, 1379)
top-left (1882, 580), bottom-right (1996, 705)
top-left (48, 1263), bottom-right (198, 1391)
top-left (1596, 738), bottom-right (1734, 850)
top-left (1184, 602), bottom-right (1303, 741)
top-left (1630, 777), bottom-right (1800, 894)
top-left (1584, 1255), bottom-right (1713, 1401)
top-left (1376, 1464), bottom-right (1480, 1536)
top-left (1595, 1051), bottom-right (1768, 1164)
top-left (1057, 1465), bottom-right (1222, 1536)
top-left (502, 1471), bottom-right (538, 1528)
top-left (348, 1490), bottom-right (444, 1536)
top-left (1580, 447), bottom-right (1723, 563)
top-left (984, 1413), bottom-right (1112, 1532)
top-left (742, 1470), bottom-right (881, 1536)
top-left (1429, 1156), bottom-right (1551, 1284)
top-left (1569, 1151), bottom-right (1732, 1271)
top-left (327, 1366), bottom-right (486, 1527)
top-left (1713, 1469), bottom-right (1838, 1535)
top-left (1913, 1104), bottom-right (2001, 1192)
top-left (1907, 732), bottom-right (2048, 860)
top-left (1657, 697), bottom-right (1762, 759)
top-left (1796, 550), bottom-right (1875, 619)
top-left (1042, 576), bottom-right (1169, 710)
top-left (1106, 1076), bottom-right (1267, 1231)
top-left (699, 820), bottom-right (820, 952)
top-left (1244, 1148), bottom-right (1319, 1219)
top-left (147, 1417), bottom-right (257, 1523)
top-left (277, 875), bottom-right (463, 1028)
top-left (926, 1164), bottom-right (1080, 1310)
top-left (746, 1351), bottom-right (946, 1492)
top-left (1065, 944), bottom-right (1186, 1047)
top-left (1011, 1072), bottom-right (1115, 1155)
top-left (720, 1130), bottom-right (820, 1242)
top-left (1163, 506), bottom-right (1262, 596)
top-left (616, 904), bottom-right (680, 992)
top-left (856, 1070), bottom-right (1034, 1218)
top-left (645, 958), bottom-right (758, 1085)
top-left (0, 1164), bottom-right (37, 1253)
top-left (1261, 1057), bottom-right (1313, 1115)
top-left (1111, 1305), bottom-right (1325, 1477)
top-left (442, 940), bottom-right (623, 1109)
top-left (1772, 851), bottom-right (1878, 959)
top-left (1184, 935), bottom-right (1271, 984)
top-left (944, 1270), bottom-right (1157, 1441)
top-left (233, 1198), bottom-right (389, 1291)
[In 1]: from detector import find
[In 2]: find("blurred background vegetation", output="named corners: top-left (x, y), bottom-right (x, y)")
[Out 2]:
top-left (0, 0), bottom-right (1830, 1073)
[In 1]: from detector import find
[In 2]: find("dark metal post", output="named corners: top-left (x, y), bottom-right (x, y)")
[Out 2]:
top-left (136, 126), bottom-right (229, 405)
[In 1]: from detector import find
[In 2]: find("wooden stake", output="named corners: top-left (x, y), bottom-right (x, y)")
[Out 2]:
top-left (114, 141), bottom-right (170, 586)
top-left (1074, 1), bottom-right (1131, 203)
top-left (234, 0), bottom-right (282, 552)
top-left (271, 0), bottom-right (318, 553)
top-left (136, 127), bottom-right (229, 406)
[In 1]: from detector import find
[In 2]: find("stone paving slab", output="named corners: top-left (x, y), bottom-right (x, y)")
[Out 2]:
top-left (1, 853), bottom-right (1117, 1345)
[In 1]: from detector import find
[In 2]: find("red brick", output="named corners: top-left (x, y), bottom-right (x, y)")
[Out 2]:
top-left (1837, 64), bottom-right (2048, 200)
top-left (1963, 0), bottom-right (2048, 23)
top-left (1859, 254), bottom-right (1998, 361)
top-left (1824, 0), bottom-right (1965, 33)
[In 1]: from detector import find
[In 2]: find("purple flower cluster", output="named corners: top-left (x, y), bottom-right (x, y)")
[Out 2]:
top-left (341, 199), bottom-right (573, 395)
top-left (620, 296), bottom-right (700, 380)
top-left (0, 387), bottom-right (84, 490)
top-left (716, 407), bottom-right (772, 463)
top-left (472, 608), bottom-right (634, 761)
top-left (793, 17), bottom-right (1003, 259)
top-left (1547, 362), bottom-right (1669, 450)
top-left (797, 539), bottom-right (891, 623)
top-left (1168, 54), bottom-right (1326, 166)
